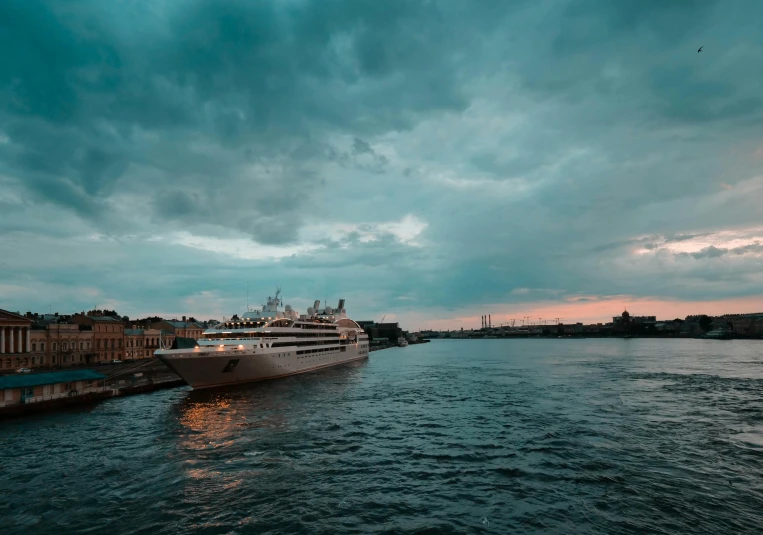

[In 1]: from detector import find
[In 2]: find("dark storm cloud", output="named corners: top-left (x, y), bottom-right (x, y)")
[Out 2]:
top-left (1, 0), bottom-right (477, 242)
top-left (684, 243), bottom-right (763, 260)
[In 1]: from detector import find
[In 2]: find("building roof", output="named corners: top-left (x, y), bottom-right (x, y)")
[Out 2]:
top-left (84, 315), bottom-right (122, 322)
top-left (124, 329), bottom-right (144, 335)
top-left (0, 309), bottom-right (32, 323)
top-left (0, 370), bottom-right (106, 390)
top-left (165, 321), bottom-right (201, 329)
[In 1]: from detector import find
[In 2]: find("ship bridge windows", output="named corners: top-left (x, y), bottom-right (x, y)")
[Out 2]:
top-left (203, 332), bottom-right (258, 340)
top-left (337, 319), bottom-right (362, 329)
top-left (267, 319), bottom-right (294, 328)
top-left (294, 322), bottom-right (337, 331)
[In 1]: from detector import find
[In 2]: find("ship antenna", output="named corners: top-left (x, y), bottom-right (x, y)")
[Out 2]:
top-left (247, 282), bottom-right (249, 312)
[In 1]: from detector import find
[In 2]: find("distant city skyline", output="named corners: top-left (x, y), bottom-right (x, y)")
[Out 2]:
top-left (4, 293), bottom-right (763, 333)
top-left (1, 1), bottom-right (762, 331)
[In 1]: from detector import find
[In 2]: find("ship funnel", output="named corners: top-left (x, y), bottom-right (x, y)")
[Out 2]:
top-left (313, 299), bottom-right (321, 311)
top-left (337, 298), bottom-right (345, 311)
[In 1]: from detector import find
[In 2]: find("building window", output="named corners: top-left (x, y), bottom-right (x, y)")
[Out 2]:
top-left (80, 342), bottom-right (83, 350)
top-left (63, 343), bottom-right (67, 350)
top-left (53, 343), bottom-right (57, 351)
top-left (41, 342), bottom-right (45, 351)
top-left (32, 343), bottom-right (36, 351)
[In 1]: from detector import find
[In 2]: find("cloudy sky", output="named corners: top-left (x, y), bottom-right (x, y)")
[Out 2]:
top-left (1, 0), bottom-right (762, 329)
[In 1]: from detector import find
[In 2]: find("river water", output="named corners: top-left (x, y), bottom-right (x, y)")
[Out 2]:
top-left (1, 339), bottom-right (762, 534)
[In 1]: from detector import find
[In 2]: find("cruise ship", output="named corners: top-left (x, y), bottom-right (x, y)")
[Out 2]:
top-left (155, 290), bottom-right (369, 389)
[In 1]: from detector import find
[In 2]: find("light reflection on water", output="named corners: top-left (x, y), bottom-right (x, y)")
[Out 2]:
top-left (1, 340), bottom-right (763, 534)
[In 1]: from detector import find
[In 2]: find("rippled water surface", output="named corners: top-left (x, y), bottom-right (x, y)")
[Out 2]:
top-left (2, 339), bottom-right (763, 534)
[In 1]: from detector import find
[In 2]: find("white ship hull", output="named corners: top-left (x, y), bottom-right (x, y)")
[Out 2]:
top-left (157, 342), bottom-right (369, 389)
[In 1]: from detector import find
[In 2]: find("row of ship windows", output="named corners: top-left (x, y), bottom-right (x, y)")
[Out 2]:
top-left (268, 347), bottom-right (347, 358)
top-left (297, 346), bottom-right (347, 357)
top-left (272, 340), bottom-right (348, 348)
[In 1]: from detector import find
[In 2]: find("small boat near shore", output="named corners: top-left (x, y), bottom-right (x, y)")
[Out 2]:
top-left (701, 328), bottom-right (733, 340)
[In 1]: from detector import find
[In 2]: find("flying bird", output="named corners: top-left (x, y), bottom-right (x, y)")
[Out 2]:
top-left (697, 46), bottom-right (703, 53)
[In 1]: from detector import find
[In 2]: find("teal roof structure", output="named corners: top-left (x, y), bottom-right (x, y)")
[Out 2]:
top-left (0, 370), bottom-right (106, 390)
top-left (172, 337), bottom-right (198, 349)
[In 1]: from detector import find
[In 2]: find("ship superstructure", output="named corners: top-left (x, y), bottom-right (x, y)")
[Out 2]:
top-left (155, 290), bottom-right (369, 389)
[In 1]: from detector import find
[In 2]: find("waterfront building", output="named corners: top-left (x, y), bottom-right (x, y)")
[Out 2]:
top-left (612, 310), bottom-right (657, 334)
top-left (374, 322), bottom-right (403, 342)
top-left (71, 314), bottom-right (125, 363)
top-left (150, 318), bottom-right (203, 340)
top-left (43, 324), bottom-right (95, 367)
top-left (0, 370), bottom-right (106, 408)
top-left (682, 316), bottom-right (702, 335)
top-left (125, 328), bottom-right (174, 360)
top-left (582, 323), bottom-right (610, 335)
top-left (358, 321), bottom-right (380, 341)
top-left (612, 310), bottom-right (657, 325)
top-left (28, 327), bottom-right (49, 367)
top-left (558, 323), bottom-right (584, 335)
top-left (8, 322), bottom-right (95, 371)
top-left (125, 328), bottom-right (145, 361)
top-left (716, 313), bottom-right (763, 336)
top-left (357, 321), bottom-right (405, 343)
top-left (655, 319), bottom-right (684, 334)
top-left (0, 309), bottom-right (33, 372)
